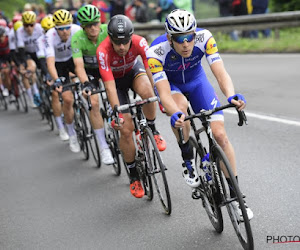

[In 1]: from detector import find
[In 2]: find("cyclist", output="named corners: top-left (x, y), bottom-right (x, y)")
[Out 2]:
top-left (45, 9), bottom-right (81, 152)
top-left (16, 11), bottom-right (43, 108)
top-left (96, 15), bottom-right (166, 198)
top-left (146, 9), bottom-right (253, 220)
top-left (71, 4), bottom-right (114, 165)
top-left (38, 15), bottom-right (69, 141)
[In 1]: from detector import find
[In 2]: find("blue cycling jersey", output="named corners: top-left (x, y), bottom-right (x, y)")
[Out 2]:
top-left (146, 28), bottom-right (224, 120)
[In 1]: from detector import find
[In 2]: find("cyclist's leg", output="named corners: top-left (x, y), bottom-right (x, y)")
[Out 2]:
top-left (131, 62), bottom-right (166, 151)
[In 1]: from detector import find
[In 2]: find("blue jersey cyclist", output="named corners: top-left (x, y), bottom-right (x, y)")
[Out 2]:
top-left (146, 9), bottom-right (253, 220)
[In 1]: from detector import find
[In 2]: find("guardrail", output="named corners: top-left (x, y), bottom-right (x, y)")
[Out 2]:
top-left (134, 11), bottom-right (300, 38)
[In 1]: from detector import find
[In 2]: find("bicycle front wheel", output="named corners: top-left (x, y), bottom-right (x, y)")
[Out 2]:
top-left (213, 144), bottom-right (254, 250)
top-left (17, 80), bottom-right (28, 113)
top-left (190, 136), bottom-right (223, 233)
top-left (81, 107), bottom-right (101, 168)
top-left (74, 107), bottom-right (89, 160)
top-left (143, 127), bottom-right (171, 215)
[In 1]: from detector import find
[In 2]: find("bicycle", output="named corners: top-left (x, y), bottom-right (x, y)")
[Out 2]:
top-left (9, 65), bottom-right (28, 113)
top-left (86, 81), bottom-right (123, 176)
top-left (178, 101), bottom-right (253, 249)
top-left (114, 96), bottom-right (172, 215)
top-left (57, 78), bottom-right (101, 168)
top-left (0, 86), bottom-right (7, 110)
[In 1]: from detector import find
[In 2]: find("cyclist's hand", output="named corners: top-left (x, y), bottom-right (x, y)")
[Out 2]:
top-left (45, 73), bottom-right (52, 86)
top-left (111, 113), bottom-right (124, 130)
top-left (53, 78), bottom-right (63, 92)
top-left (82, 81), bottom-right (96, 97)
top-left (170, 111), bottom-right (185, 128)
top-left (228, 93), bottom-right (246, 111)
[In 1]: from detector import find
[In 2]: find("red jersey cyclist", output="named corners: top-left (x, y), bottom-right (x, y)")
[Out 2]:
top-left (96, 15), bottom-right (166, 198)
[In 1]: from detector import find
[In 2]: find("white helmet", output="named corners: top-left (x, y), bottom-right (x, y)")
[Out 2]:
top-left (165, 9), bottom-right (197, 35)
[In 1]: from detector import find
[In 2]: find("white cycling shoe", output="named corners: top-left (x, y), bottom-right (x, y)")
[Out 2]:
top-left (182, 160), bottom-right (200, 188)
top-left (232, 201), bottom-right (254, 221)
top-left (59, 128), bottom-right (69, 141)
top-left (69, 135), bottom-right (80, 153)
top-left (101, 148), bottom-right (114, 165)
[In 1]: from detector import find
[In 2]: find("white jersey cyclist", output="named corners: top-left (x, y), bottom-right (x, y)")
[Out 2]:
top-left (8, 28), bottom-right (17, 51)
top-left (16, 23), bottom-right (43, 53)
top-left (45, 24), bottom-right (81, 62)
top-left (36, 34), bottom-right (46, 59)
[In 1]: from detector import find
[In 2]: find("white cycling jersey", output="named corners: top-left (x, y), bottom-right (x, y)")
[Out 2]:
top-left (16, 23), bottom-right (43, 53)
top-left (36, 34), bottom-right (46, 59)
top-left (45, 24), bottom-right (81, 62)
top-left (8, 28), bottom-right (16, 51)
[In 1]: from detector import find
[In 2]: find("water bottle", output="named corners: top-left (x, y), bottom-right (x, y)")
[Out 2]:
top-left (201, 153), bottom-right (212, 184)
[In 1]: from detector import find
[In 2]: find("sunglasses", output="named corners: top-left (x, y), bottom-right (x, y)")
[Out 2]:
top-left (84, 22), bottom-right (99, 28)
top-left (55, 25), bottom-right (71, 31)
top-left (111, 37), bottom-right (131, 45)
top-left (24, 23), bottom-right (34, 28)
top-left (172, 33), bottom-right (195, 44)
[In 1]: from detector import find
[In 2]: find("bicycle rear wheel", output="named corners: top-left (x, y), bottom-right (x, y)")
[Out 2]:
top-left (190, 136), bottom-right (223, 233)
top-left (107, 126), bottom-right (122, 175)
top-left (81, 107), bottom-right (101, 168)
top-left (17, 80), bottom-right (28, 113)
top-left (213, 144), bottom-right (254, 250)
top-left (0, 90), bottom-right (7, 110)
top-left (136, 154), bottom-right (153, 201)
top-left (74, 107), bottom-right (89, 160)
top-left (143, 127), bottom-right (171, 214)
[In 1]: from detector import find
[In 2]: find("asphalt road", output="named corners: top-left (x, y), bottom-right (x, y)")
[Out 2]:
top-left (0, 54), bottom-right (299, 250)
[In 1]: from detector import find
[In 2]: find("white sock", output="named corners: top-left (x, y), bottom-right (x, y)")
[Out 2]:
top-left (55, 116), bottom-right (64, 130)
top-left (32, 83), bottom-right (39, 95)
top-left (26, 88), bottom-right (33, 100)
top-left (94, 128), bottom-right (109, 150)
top-left (66, 122), bottom-right (76, 136)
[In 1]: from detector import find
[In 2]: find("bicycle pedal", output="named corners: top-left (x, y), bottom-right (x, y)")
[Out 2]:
top-left (191, 189), bottom-right (202, 199)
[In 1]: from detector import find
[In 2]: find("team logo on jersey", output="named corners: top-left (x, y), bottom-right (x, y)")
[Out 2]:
top-left (206, 37), bottom-right (218, 55)
top-left (170, 54), bottom-right (177, 61)
top-left (72, 48), bottom-right (79, 53)
top-left (148, 58), bottom-right (163, 73)
top-left (195, 33), bottom-right (204, 43)
top-left (112, 60), bottom-right (118, 65)
top-left (139, 38), bottom-right (149, 51)
top-left (154, 46), bottom-right (164, 56)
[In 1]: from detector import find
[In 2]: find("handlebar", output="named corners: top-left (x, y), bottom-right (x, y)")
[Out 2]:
top-left (184, 103), bottom-right (247, 126)
top-left (116, 96), bottom-right (158, 112)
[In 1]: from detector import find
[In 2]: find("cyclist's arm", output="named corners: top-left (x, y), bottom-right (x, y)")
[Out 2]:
top-left (145, 67), bottom-right (155, 88)
top-left (46, 56), bottom-right (59, 80)
top-left (103, 79), bottom-right (120, 109)
top-left (155, 79), bottom-right (182, 116)
top-left (73, 57), bottom-right (89, 84)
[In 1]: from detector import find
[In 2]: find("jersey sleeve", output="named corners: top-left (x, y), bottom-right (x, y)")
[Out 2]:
top-left (135, 35), bottom-right (150, 68)
top-left (203, 30), bottom-right (222, 65)
top-left (45, 29), bottom-right (55, 58)
top-left (8, 30), bottom-right (16, 50)
top-left (36, 35), bottom-right (46, 58)
top-left (96, 45), bottom-right (114, 82)
top-left (16, 28), bottom-right (24, 48)
top-left (71, 31), bottom-right (83, 59)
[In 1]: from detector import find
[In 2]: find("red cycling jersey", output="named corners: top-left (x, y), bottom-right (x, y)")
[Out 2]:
top-left (0, 36), bottom-right (10, 56)
top-left (96, 34), bottom-right (149, 82)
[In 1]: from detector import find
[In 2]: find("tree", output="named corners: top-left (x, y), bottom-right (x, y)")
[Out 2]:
top-left (271, 0), bottom-right (300, 12)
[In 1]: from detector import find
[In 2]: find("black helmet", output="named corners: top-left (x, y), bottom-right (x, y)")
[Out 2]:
top-left (108, 14), bottom-right (134, 40)
top-left (0, 26), bottom-right (5, 37)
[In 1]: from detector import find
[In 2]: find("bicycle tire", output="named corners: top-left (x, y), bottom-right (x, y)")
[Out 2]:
top-left (213, 144), bottom-right (254, 250)
top-left (80, 107), bottom-right (101, 168)
top-left (43, 89), bottom-right (54, 131)
top-left (10, 78), bottom-right (20, 110)
top-left (17, 81), bottom-right (28, 113)
top-left (190, 136), bottom-right (223, 232)
top-left (106, 124), bottom-right (122, 175)
top-left (74, 107), bottom-right (89, 160)
top-left (143, 127), bottom-right (171, 214)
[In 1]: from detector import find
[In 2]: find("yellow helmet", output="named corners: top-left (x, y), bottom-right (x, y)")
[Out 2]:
top-left (22, 11), bottom-right (36, 24)
top-left (53, 9), bottom-right (72, 26)
top-left (14, 21), bottom-right (23, 31)
top-left (41, 15), bottom-right (55, 31)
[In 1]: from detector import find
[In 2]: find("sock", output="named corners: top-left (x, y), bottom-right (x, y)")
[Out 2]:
top-left (226, 176), bottom-right (238, 198)
top-left (26, 88), bottom-right (33, 100)
top-left (179, 139), bottom-right (194, 161)
top-left (66, 122), bottom-right (76, 136)
top-left (94, 128), bottom-right (109, 150)
top-left (147, 118), bottom-right (156, 133)
top-left (127, 161), bottom-right (137, 178)
top-left (55, 116), bottom-right (64, 130)
top-left (32, 83), bottom-right (39, 95)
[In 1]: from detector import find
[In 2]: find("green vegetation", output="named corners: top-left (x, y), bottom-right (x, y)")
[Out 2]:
top-left (214, 27), bottom-right (300, 53)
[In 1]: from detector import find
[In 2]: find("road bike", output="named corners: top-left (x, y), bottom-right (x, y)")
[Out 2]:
top-left (178, 101), bottom-right (253, 249)
top-left (86, 82), bottom-right (123, 176)
top-left (115, 97), bottom-right (172, 215)
top-left (57, 78), bottom-right (101, 167)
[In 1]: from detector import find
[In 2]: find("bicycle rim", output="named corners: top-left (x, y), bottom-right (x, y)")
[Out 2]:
top-left (143, 127), bottom-right (171, 214)
top-left (74, 107), bottom-right (89, 160)
top-left (0, 92), bottom-right (7, 110)
top-left (190, 137), bottom-right (223, 232)
top-left (213, 145), bottom-right (254, 250)
top-left (110, 129), bottom-right (122, 175)
top-left (81, 107), bottom-right (101, 167)
top-left (18, 84), bottom-right (28, 113)
top-left (137, 158), bottom-right (153, 201)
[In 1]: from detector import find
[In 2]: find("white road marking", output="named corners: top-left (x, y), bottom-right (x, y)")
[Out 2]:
top-left (224, 110), bottom-right (300, 127)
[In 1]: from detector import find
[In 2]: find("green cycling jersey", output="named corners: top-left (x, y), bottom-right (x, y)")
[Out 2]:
top-left (71, 24), bottom-right (108, 69)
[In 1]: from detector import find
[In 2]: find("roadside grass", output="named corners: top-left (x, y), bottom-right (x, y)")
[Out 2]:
top-left (214, 27), bottom-right (300, 53)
